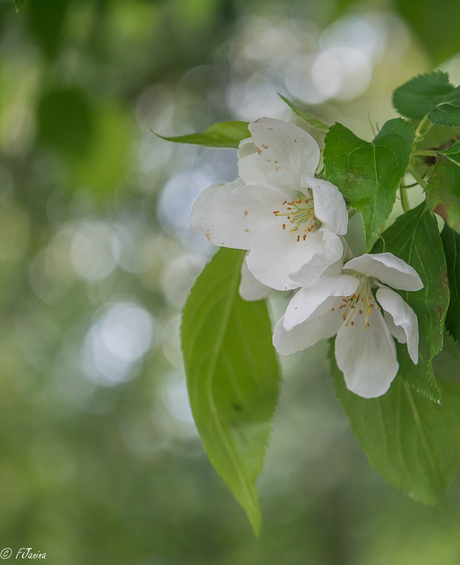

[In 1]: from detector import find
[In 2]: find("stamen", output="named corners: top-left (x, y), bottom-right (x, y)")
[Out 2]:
top-left (342, 275), bottom-right (378, 330)
top-left (273, 196), bottom-right (319, 236)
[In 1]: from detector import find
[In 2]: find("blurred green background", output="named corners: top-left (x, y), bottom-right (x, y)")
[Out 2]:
top-left (2, 0), bottom-right (460, 563)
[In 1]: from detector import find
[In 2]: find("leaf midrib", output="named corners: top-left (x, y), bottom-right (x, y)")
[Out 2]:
top-left (404, 382), bottom-right (442, 492)
top-left (202, 256), bottom-right (258, 516)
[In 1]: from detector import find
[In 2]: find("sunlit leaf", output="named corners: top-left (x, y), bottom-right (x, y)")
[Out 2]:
top-left (324, 118), bottom-right (414, 251)
top-left (372, 203), bottom-right (448, 401)
top-left (331, 343), bottom-right (460, 505)
top-left (278, 94), bottom-right (330, 133)
top-left (392, 71), bottom-right (454, 120)
top-left (441, 224), bottom-right (460, 343)
top-left (154, 121), bottom-right (250, 148)
top-left (181, 248), bottom-right (280, 535)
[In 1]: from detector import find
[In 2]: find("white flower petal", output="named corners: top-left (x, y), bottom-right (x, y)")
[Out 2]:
top-left (301, 176), bottom-right (348, 235)
top-left (335, 306), bottom-right (399, 398)
top-left (190, 182), bottom-right (225, 230)
top-left (238, 136), bottom-right (257, 160)
top-left (322, 258), bottom-right (345, 277)
top-left (283, 276), bottom-right (359, 331)
top-left (246, 225), bottom-right (298, 291)
top-left (239, 257), bottom-right (271, 301)
top-left (377, 286), bottom-right (419, 364)
top-left (200, 183), bottom-right (286, 250)
top-left (288, 229), bottom-right (344, 287)
top-left (344, 253), bottom-right (423, 291)
top-left (383, 311), bottom-right (407, 344)
top-left (238, 118), bottom-right (320, 193)
top-left (273, 308), bottom-right (344, 356)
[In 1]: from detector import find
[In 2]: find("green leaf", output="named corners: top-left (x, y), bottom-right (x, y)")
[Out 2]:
top-left (440, 139), bottom-right (460, 164)
top-left (372, 203), bottom-right (449, 401)
top-left (154, 121), bottom-right (250, 149)
top-left (330, 342), bottom-right (460, 504)
top-left (324, 118), bottom-right (414, 251)
top-left (393, 72), bottom-right (460, 128)
top-left (426, 155), bottom-right (460, 233)
top-left (441, 224), bottom-right (460, 343)
top-left (14, 0), bottom-right (25, 11)
top-left (392, 71), bottom-right (454, 120)
top-left (181, 248), bottom-right (280, 535)
top-left (428, 86), bottom-right (460, 127)
top-left (278, 94), bottom-right (330, 134)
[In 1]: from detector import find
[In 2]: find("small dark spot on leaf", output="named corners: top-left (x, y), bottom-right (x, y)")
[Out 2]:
top-left (232, 403), bottom-right (242, 412)
top-left (439, 267), bottom-right (449, 291)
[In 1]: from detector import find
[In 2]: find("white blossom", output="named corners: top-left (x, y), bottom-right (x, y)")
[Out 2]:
top-left (273, 253), bottom-right (423, 398)
top-left (191, 118), bottom-right (348, 291)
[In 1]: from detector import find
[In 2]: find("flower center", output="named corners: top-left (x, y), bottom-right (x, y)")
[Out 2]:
top-left (335, 275), bottom-right (381, 330)
top-left (272, 193), bottom-right (318, 242)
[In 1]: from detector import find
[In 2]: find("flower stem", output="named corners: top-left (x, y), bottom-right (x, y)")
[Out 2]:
top-left (414, 115), bottom-right (432, 141)
top-left (400, 185), bottom-right (410, 212)
top-left (407, 163), bottom-right (427, 191)
top-left (412, 150), bottom-right (437, 158)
